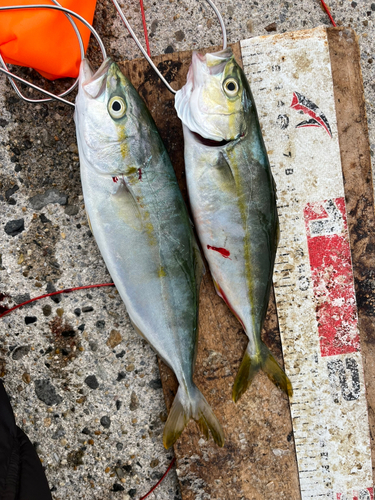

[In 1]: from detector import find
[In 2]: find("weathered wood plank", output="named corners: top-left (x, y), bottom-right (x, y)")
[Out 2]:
top-left (327, 27), bottom-right (375, 479)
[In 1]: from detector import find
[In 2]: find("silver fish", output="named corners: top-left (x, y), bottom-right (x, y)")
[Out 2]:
top-left (175, 48), bottom-right (292, 402)
top-left (74, 57), bottom-right (224, 448)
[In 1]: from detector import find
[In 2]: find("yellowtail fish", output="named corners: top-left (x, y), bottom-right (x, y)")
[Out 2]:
top-left (175, 48), bottom-right (293, 402)
top-left (74, 57), bottom-right (224, 448)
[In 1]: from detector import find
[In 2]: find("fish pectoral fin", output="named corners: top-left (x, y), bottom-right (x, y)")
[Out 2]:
top-left (232, 342), bottom-right (293, 403)
top-left (213, 152), bottom-right (237, 195)
top-left (163, 384), bottom-right (224, 449)
top-left (111, 178), bottom-right (143, 230)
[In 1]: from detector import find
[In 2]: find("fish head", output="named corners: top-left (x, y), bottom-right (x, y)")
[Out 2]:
top-left (175, 48), bottom-right (251, 143)
top-left (75, 58), bottom-right (154, 175)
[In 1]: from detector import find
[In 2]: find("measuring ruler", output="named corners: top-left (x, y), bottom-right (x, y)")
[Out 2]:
top-left (241, 27), bottom-right (373, 499)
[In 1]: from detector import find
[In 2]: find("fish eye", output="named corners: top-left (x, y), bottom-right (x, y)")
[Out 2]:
top-left (108, 96), bottom-right (126, 119)
top-left (223, 78), bottom-right (239, 97)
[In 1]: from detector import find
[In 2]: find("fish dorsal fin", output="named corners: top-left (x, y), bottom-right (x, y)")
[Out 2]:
top-left (271, 173), bottom-right (278, 200)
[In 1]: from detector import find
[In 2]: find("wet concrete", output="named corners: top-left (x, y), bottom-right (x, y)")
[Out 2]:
top-left (0, 1), bottom-right (374, 499)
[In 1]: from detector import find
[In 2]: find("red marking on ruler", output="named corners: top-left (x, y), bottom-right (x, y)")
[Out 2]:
top-left (207, 245), bottom-right (231, 259)
top-left (304, 197), bottom-right (360, 357)
top-left (138, 168), bottom-right (142, 181)
top-left (291, 92), bottom-right (332, 137)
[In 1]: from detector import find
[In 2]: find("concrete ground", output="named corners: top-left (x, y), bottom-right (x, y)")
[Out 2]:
top-left (0, 1), bottom-right (374, 499)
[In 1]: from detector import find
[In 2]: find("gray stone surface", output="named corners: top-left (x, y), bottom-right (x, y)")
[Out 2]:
top-left (0, 1), bottom-right (373, 499)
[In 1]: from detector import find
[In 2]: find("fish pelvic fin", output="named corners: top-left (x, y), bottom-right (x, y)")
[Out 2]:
top-left (232, 343), bottom-right (293, 403)
top-left (163, 384), bottom-right (224, 449)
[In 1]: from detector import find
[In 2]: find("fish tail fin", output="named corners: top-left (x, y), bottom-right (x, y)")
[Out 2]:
top-left (163, 384), bottom-right (224, 449)
top-left (232, 343), bottom-right (293, 403)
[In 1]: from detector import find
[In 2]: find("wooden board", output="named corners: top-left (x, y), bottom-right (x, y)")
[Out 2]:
top-left (328, 27), bottom-right (375, 480)
top-left (120, 27), bottom-right (374, 499)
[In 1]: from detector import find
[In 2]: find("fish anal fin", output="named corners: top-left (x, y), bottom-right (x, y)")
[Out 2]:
top-left (85, 210), bottom-right (93, 233)
top-left (212, 278), bottom-right (223, 299)
top-left (130, 320), bottom-right (147, 341)
top-left (212, 279), bottom-right (246, 330)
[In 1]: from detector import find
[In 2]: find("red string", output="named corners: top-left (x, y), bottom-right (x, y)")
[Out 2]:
top-left (139, 0), bottom-right (151, 56)
top-left (0, 283), bottom-right (177, 496)
top-left (139, 457), bottom-right (176, 500)
top-left (0, 283), bottom-right (115, 319)
top-left (0, 274), bottom-right (178, 497)
top-left (320, 0), bottom-right (337, 26)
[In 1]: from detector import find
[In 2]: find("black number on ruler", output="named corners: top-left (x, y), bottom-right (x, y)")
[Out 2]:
top-left (358, 490), bottom-right (372, 500)
top-left (327, 358), bottom-right (360, 403)
top-left (277, 114), bottom-right (289, 129)
top-left (309, 199), bottom-right (344, 237)
top-left (298, 276), bottom-right (309, 291)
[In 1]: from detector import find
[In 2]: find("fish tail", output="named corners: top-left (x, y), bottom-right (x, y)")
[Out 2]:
top-left (163, 384), bottom-right (224, 449)
top-left (232, 342), bottom-right (293, 403)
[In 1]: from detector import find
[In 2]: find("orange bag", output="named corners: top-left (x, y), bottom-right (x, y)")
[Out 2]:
top-left (0, 0), bottom-right (97, 80)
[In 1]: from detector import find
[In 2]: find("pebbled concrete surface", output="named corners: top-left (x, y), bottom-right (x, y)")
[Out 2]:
top-left (0, 1), bottom-right (373, 499)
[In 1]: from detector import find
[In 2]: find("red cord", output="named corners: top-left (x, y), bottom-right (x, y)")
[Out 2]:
top-left (320, 0), bottom-right (337, 26)
top-left (0, 283), bottom-right (177, 497)
top-left (139, 0), bottom-right (151, 56)
top-left (0, 283), bottom-right (115, 318)
top-left (139, 457), bottom-right (176, 500)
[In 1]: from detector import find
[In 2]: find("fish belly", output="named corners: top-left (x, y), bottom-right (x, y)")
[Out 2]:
top-left (185, 130), bottom-right (277, 352)
top-left (80, 157), bottom-right (197, 386)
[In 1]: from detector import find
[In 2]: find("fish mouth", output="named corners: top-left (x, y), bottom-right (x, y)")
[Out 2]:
top-left (192, 131), bottom-right (244, 148)
top-left (81, 57), bottom-right (113, 99)
top-left (192, 132), bottom-right (230, 147)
